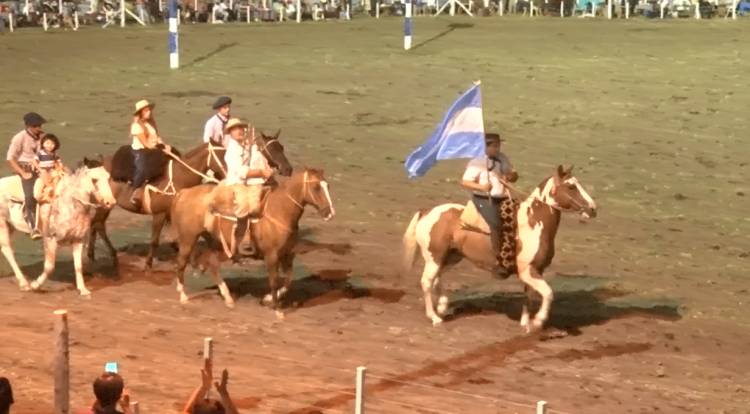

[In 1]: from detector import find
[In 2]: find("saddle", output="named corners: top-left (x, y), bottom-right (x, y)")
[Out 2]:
top-left (110, 144), bottom-right (181, 183)
top-left (206, 184), bottom-right (265, 258)
top-left (460, 200), bottom-right (491, 234)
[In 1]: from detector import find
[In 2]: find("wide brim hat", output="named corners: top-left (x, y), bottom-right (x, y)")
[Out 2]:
top-left (212, 96), bottom-right (232, 110)
top-left (224, 118), bottom-right (248, 133)
top-left (133, 99), bottom-right (155, 115)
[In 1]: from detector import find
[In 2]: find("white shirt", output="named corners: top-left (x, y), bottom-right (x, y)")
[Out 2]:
top-left (203, 114), bottom-right (229, 147)
top-left (130, 121), bottom-right (160, 150)
top-left (462, 153), bottom-right (513, 198)
top-left (224, 138), bottom-right (270, 186)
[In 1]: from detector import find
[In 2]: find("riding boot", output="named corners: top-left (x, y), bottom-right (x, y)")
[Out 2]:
top-left (236, 220), bottom-right (257, 258)
top-left (129, 186), bottom-right (143, 207)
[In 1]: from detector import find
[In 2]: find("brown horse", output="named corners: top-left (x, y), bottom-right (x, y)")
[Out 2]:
top-left (89, 131), bottom-right (293, 270)
top-left (401, 165), bottom-right (597, 330)
top-left (169, 168), bottom-right (335, 309)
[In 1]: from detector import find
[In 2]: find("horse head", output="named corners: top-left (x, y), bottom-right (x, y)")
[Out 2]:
top-left (543, 165), bottom-right (597, 219)
top-left (297, 168), bottom-right (335, 221)
top-left (256, 129), bottom-right (293, 177)
top-left (77, 161), bottom-right (116, 209)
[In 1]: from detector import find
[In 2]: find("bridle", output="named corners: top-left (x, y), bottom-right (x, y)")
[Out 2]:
top-left (206, 142), bottom-right (227, 178)
top-left (284, 171), bottom-right (327, 211)
top-left (255, 136), bottom-right (284, 170)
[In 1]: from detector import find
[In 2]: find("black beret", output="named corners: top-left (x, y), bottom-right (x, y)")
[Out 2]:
top-left (212, 96), bottom-right (232, 110)
top-left (23, 112), bottom-right (46, 127)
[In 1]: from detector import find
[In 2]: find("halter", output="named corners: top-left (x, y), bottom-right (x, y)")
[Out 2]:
top-left (256, 137), bottom-right (283, 169)
top-left (284, 171), bottom-right (327, 211)
top-left (206, 143), bottom-right (228, 178)
top-left (500, 176), bottom-right (589, 215)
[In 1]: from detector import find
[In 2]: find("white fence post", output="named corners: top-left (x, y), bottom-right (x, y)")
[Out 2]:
top-left (9, 12), bottom-right (14, 32)
top-left (43, 12), bottom-right (49, 30)
top-left (53, 310), bottom-right (70, 414)
top-left (120, 0), bottom-right (125, 26)
top-left (499, 0), bottom-right (504, 14)
top-left (355, 366), bottom-right (366, 414)
top-left (560, 0), bottom-right (563, 16)
top-left (375, 0), bottom-right (380, 17)
top-left (296, 0), bottom-right (301, 21)
top-left (536, 401), bottom-right (548, 414)
top-left (607, 0), bottom-right (612, 17)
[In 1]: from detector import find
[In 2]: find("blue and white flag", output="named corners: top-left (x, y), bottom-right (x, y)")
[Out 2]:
top-left (405, 82), bottom-right (485, 179)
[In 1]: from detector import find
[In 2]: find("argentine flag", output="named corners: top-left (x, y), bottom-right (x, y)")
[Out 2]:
top-left (405, 82), bottom-right (485, 179)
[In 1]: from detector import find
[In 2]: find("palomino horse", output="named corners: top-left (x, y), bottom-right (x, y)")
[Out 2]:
top-left (402, 165), bottom-right (597, 331)
top-left (0, 162), bottom-right (116, 296)
top-left (169, 169), bottom-right (335, 309)
top-left (89, 131), bottom-right (293, 270)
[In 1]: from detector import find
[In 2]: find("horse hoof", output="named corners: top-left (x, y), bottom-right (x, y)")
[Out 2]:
top-left (532, 318), bottom-right (545, 330)
top-left (275, 310), bottom-right (285, 320)
top-left (225, 300), bottom-right (235, 309)
top-left (261, 294), bottom-right (273, 306)
top-left (431, 317), bottom-right (443, 326)
top-left (180, 295), bottom-right (190, 305)
top-left (79, 290), bottom-right (92, 298)
top-left (30, 281), bottom-right (41, 291)
top-left (19, 282), bottom-right (31, 292)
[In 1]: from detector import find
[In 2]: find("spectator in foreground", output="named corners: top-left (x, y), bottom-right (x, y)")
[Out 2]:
top-left (182, 360), bottom-right (239, 414)
top-left (0, 377), bottom-right (13, 414)
top-left (88, 373), bottom-right (132, 414)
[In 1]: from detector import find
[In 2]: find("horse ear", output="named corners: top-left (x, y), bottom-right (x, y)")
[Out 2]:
top-left (565, 165), bottom-right (575, 177)
top-left (274, 129), bottom-right (281, 139)
top-left (556, 165), bottom-right (565, 178)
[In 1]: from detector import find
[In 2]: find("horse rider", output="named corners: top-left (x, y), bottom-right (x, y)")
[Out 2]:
top-left (203, 96), bottom-right (232, 148)
top-left (129, 99), bottom-right (172, 206)
top-left (6, 112), bottom-right (47, 239)
top-left (461, 132), bottom-right (519, 277)
top-left (222, 118), bottom-right (274, 256)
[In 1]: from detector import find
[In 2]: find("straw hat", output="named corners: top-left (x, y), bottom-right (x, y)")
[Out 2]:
top-left (224, 118), bottom-right (248, 133)
top-left (133, 99), bottom-right (155, 115)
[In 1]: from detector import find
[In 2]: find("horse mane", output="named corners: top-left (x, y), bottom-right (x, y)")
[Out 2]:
top-left (182, 143), bottom-right (207, 158)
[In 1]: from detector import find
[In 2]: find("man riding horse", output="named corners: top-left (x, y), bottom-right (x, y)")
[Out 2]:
top-left (203, 96), bottom-right (232, 147)
top-left (6, 112), bottom-right (47, 239)
top-left (460, 132), bottom-right (519, 277)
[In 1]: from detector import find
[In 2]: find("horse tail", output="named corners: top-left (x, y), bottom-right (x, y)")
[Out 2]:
top-left (400, 211), bottom-right (422, 276)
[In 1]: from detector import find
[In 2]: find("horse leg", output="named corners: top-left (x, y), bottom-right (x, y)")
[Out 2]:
top-left (517, 263), bottom-right (552, 332)
top-left (97, 220), bottom-right (119, 270)
top-left (420, 258), bottom-right (443, 326)
top-left (72, 241), bottom-right (91, 297)
top-left (145, 213), bottom-right (167, 270)
top-left (262, 253), bottom-right (283, 312)
top-left (175, 235), bottom-right (198, 304)
top-left (0, 226), bottom-right (30, 290)
top-left (520, 284), bottom-right (532, 330)
top-left (434, 275), bottom-right (450, 317)
top-left (277, 253), bottom-right (295, 301)
top-left (207, 251), bottom-right (234, 308)
top-left (87, 221), bottom-right (98, 261)
top-left (31, 237), bottom-right (57, 291)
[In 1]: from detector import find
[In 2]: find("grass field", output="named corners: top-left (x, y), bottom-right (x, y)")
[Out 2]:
top-left (1, 16), bottom-right (749, 413)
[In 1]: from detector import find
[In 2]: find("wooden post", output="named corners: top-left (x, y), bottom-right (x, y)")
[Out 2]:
top-left (731, 0), bottom-right (737, 18)
top-left (73, 10), bottom-right (79, 29)
top-left (355, 366), bottom-right (366, 414)
top-left (58, 0), bottom-right (63, 15)
top-left (120, 0), bottom-right (125, 26)
top-left (296, 0), bottom-right (301, 21)
top-left (375, 0), bottom-right (380, 17)
top-left (54, 310), bottom-right (70, 414)
top-left (9, 12), bottom-right (14, 32)
top-left (607, 0), bottom-right (611, 17)
top-left (499, 0), bottom-right (503, 15)
top-left (536, 401), bottom-right (548, 414)
top-left (449, 0), bottom-right (456, 15)
top-left (560, 0), bottom-right (563, 15)
top-left (25, 0), bottom-right (29, 17)
top-left (694, 0), bottom-right (700, 18)
top-left (625, 0), bottom-right (629, 18)
top-left (203, 337), bottom-right (213, 399)
top-left (43, 12), bottom-right (48, 30)
top-left (130, 402), bottom-right (140, 414)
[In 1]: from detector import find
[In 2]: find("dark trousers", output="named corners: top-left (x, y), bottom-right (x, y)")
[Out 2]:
top-left (21, 171), bottom-right (39, 229)
top-left (472, 194), bottom-right (503, 257)
top-left (132, 149), bottom-right (147, 188)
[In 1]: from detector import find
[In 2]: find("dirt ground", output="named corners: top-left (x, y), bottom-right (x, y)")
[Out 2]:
top-left (1, 16), bottom-right (749, 414)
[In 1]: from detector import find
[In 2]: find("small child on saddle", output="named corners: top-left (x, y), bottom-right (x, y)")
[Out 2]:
top-left (33, 133), bottom-right (66, 204)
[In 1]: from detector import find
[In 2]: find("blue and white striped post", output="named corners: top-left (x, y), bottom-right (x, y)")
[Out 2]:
top-left (404, 0), bottom-right (412, 50)
top-left (168, 0), bottom-right (179, 69)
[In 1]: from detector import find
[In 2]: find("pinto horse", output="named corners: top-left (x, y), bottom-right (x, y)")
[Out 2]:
top-left (169, 169), bottom-right (335, 309)
top-left (402, 165), bottom-right (597, 331)
top-left (89, 131), bottom-right (293, 270)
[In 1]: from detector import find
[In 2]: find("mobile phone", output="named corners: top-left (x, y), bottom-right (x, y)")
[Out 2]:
top-left (105, 362), bottom-right (118, 374)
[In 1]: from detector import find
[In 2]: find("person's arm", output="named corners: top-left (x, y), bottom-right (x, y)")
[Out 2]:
top-left (130, 123), bottom-right (149, 148)
top-left (119, 390), bottom-right (133, 414)
top-left (182, 360), bottom-right (213, 414)
top-left (245, 146), bottom-right (274, 180)
top-left (6, 136), bottom-right (32, 179)
top-left (203, 119), bottom-right (214, 144)
top-left (461, 161), bottom-right (491, 193)
top-left (215, 369), bottom-right (239, 414)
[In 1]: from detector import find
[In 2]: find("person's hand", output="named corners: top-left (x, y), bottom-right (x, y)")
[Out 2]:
top-left (201, 359), bottom-right (213, 391)
top-left (214, 369), bottom-right (229, 395)
top-left (21, 171), bottom-right (33, 180)
top-left (262, 168), bottom-right (274, 179)
top-left (480, 182), bottom-right (492, 193)
top-left (505, 171), bottom-right (519, 183)
top-left (119, 389), bottom-right (131, 411)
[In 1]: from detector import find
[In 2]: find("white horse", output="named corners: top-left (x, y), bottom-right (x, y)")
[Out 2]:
top-left (402, 166), bottom-right (597, 331)
top-left (0, 161), bottom-right (115, 296)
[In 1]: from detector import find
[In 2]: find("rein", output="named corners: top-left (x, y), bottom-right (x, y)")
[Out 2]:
top-left (206, 143), bottom-right (227, 178)
top-left (498, 177), bottom-right (586, 215)
top-left (162, 148), bottom-right (220, 184)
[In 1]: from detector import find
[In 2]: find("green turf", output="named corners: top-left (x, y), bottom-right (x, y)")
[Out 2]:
top-left (1, 16), bottom-right (748, 323)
